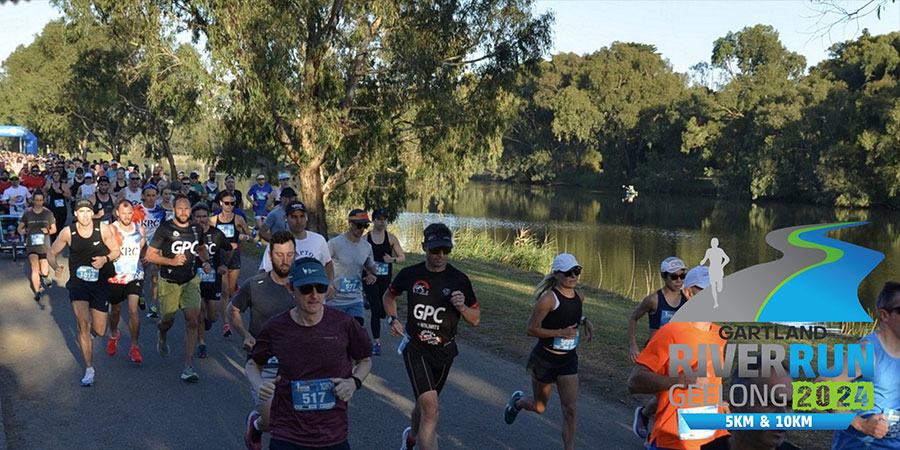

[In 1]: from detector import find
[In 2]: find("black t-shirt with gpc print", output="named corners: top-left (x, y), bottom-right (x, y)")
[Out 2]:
top-left (388, 262), bottom-right (478, 365)
top-left (149, 220), bottom-right (207, 284)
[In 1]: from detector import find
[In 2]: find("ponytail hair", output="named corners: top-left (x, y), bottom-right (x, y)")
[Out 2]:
top-left (533, 272), bottom-right (558, 303)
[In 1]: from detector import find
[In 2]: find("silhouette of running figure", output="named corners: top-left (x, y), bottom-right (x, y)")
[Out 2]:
top-left (700, 238), bottom-right (730, 308)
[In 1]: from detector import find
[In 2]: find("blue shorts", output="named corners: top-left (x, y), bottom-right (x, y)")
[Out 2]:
top-left (327, 301), bottom-right (364, 319)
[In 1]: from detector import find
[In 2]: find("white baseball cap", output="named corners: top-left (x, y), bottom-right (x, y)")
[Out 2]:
top-left (684, 265), bottom-right (710, 289)
top-left (279, 172), bottom-right (290, 180)
top-left (660, 256), bottom-right (686, 274)
top-left (551, 253), bottom-right (581, 273)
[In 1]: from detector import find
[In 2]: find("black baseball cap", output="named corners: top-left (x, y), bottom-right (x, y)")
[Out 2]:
top-left (97, 175), bottom-right (110, 183)
top-left (285, 200), bottom-right (306, 215)
top-left (280, 187), bottom-right (297, 198)
top-left (372, 208), bottom-right (389, 219)
top-left (423, 223), bottom-right (453, 249)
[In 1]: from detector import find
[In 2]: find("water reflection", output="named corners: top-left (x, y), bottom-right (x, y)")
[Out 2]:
top-left (394, 181), bottom-right (896, 312)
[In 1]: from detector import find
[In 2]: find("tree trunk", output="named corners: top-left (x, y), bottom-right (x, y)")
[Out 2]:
top-left (298, 165), bottom-right (328, 236)
top-left (160, 137), bottom-right (177, 180)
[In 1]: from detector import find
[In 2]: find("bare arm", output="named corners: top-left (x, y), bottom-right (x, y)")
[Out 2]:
top-left (627, 364), bottom-right (696, 394)
top-left (100, 223), bottom-right (121, 262)
top-left (48, 227), bottom-right (71, 273)
top-left (628, 294), bottom-right (657, 362)
top-left (388, 233), bottom-right (406, 263)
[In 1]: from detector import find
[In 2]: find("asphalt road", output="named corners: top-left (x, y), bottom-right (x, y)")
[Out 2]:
top-left (0, 250), bottom-right (643, 450)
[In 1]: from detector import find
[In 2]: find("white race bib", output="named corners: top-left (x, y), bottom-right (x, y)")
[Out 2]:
top-left (29, 233), bottom-right (46, 246)
top-left (54, 199), bottom-right (65, 208)
top-left (76, 265), bottom-right (100, 282)
top-left (552, 330), bottom-right (579, 351)
top-left (338, 276), bottom-right (361, 293)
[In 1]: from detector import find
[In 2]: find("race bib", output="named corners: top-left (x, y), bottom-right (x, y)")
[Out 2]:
top-left (397, 333), bottom-right (409, 356)
top-left (54, 199), bottom-right (65, 208)
top-left (101, 220), bottom-right (109, 225)
top-left (374, 262), bottom-right (389, 276)
top-left (338, 276), bottom-right (361, 293)
top-left (552, 330), bottom-right (579, 351)
top-left (76, 265), bottom-right (100, 282)
top-left (197, 267), bottom-right (216, 283)
top-left (256, 192), bottom-right (267, 201)
top-left (676, 405), bottom-right (717, 441)
top-left (885, 409), bottom-right (900, 439)
top-left (265, 356), bottom-right (279, 367)
top-left (660, 310), bottom-right (676, 327)
top-left (29, 233), bottom-right (46, 246)
top-left (291, 379), bottom-right (336, 411)
top-left (217, 223), bottom-right (235, 238)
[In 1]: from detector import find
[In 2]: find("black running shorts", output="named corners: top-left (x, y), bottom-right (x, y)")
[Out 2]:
top-left (109, 279), bottom-right (143, 305)
top-left (527, 345), bottom-right (578, 384)
top-left (402, 344), bottom-right (453, 399)
top-left (67, 278), bottom-right (110, 312)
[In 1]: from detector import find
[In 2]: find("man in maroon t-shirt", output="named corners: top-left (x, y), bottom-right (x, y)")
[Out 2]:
top-left (247, 257), bottom-right (372, 450)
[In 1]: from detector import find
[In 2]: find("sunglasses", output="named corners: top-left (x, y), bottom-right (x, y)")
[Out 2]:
top-left (668, 273), bottom-right (686, 280)
top-left (428, 246), bottom-right (452, 255)
top-left (354, 222), bottom-right (369, 230)
top-left (222, 201), bottom-right (235, 206)
top-left (299, 284), bottom-right (329, 295)
top-left (560, 267), bottom-right (582, 277)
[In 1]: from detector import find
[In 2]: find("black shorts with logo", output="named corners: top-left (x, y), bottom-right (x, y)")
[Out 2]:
top-left (67, 278), bottom-right (110, 312)
top-left (527, 345), bottom-right (578, 383)
top-left (109, 279), bottom-right (143, 305)
top-left (402, 342), bottom-right (453, 399)
top-left (200, 275), bottom-right (222, 301)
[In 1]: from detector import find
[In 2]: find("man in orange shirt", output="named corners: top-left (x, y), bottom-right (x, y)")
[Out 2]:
top-left (628, 319), bottom-right (729, 450)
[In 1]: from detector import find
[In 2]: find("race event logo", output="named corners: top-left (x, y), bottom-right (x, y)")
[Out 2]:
top-left (668, 222), bottom-right (885, 433)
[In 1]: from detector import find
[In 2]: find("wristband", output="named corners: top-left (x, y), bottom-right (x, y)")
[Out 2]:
top-left (388, 315), bottom-right (399, 324)
top-left (579, 316), bottom-right (587, 325)
top-left (351, 375), bottom-right (363, 390)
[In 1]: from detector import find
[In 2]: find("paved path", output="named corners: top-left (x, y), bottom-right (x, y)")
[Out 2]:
top-left (0, 251), bottom-right (643, 449)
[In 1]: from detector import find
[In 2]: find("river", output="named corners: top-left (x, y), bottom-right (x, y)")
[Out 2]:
top-left (386, 181), bottom-right (898, 314)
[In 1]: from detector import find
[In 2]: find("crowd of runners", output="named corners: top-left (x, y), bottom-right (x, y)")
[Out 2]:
top-left (1, 150), bottom-right (898, 450)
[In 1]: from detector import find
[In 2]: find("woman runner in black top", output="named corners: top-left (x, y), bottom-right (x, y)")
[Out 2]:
top-left (504, 253), bottom-right (594, 450)
top-left (363, 208), bottom-right (406, 355)
top-left (45, 169), bottom-right (70, 241)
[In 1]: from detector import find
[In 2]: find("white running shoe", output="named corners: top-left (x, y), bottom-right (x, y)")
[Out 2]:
top-left (400, 426), bottom-right (415, 450)
top-left (80, 367), bottom-right (95, 387)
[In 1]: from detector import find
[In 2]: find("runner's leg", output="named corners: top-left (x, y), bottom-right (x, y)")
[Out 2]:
top-left (557, 374), bottom-right (578, 450)
top-left (127, 293), bottom-right (140, 346)
top-left (516, 377), bottom-right (553, 414)
top-left (108, 302), bottom-right (122, 339)
top-left (72, 300), bottom-right (94, 368)
top-left (28, 253), bottom-right (41, 293)
top-left (183, 306), bottom-right (200, 368)
top-left (90, 307), bottom-right (108, 337)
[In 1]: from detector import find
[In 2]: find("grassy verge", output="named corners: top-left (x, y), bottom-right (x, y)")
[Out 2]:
top-left (387, 252), bottom-right (853, 449)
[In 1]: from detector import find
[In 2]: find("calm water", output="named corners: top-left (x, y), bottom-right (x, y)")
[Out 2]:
top-left (388, 181), bottom-right (900, 314)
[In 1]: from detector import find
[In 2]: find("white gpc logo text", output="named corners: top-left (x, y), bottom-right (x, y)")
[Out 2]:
top-left (413, 304), bottom-right (445, 323)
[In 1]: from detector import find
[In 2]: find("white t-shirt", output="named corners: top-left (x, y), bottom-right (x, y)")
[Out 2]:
top-left (258, 230), bottom-right (332, 272)
top-left (2, 185), bottom-right (31, 217)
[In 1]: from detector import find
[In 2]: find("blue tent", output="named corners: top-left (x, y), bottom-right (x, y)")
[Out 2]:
top-left (0, 125), bottom-right (38, 155)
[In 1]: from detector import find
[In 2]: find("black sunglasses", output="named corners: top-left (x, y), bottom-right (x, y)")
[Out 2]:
top-left (560, 267), bottom-right (582, 277)
top-left (354, 222), bottom-right (369, 230)
top-left (299, 284), bottom-right (329, 295)
top-left (222, 201), bottom-right (235, 206)
top-left (668, 273), bottom-right (686, 280)
top-left (428, 246), bottom-right (452, 255)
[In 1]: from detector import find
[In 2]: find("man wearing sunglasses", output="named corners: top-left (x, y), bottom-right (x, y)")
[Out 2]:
top-left (384, 223), bottom-right (481, 450)
top-left (824, 281), bottom-right (900, 450)
top-left (246, 256), bottom-right (371, 450)
top-left (326, 209), bottom-right (378, 327)
top-left (232, 230), bottom-right (298, 450)
top-left (628, 256), bottom-right (690, 443)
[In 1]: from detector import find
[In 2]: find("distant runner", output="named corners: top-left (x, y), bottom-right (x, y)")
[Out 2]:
top-left (17, 190), bottom-right (56, 301)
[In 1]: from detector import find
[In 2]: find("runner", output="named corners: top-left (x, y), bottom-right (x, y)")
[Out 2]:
top-left (258, 187), bottom-right (297, 242)
top-left (383, 223), bottom-right (481, 450)
top-left (503, 253), bottom-right (594, 450)
top-left (118, 170), bottom-right (144, 206)
top-left (258, 200), bottom-right (332, 274)
top-left (363, 208), bottom-right (406, 355)
top-left (210, 190), bottom-right (251, 338)
top-left (246, 173), bottom-right (272, 238)
top-left (175, 179), bottom-right (201, 205)
top-left (159, 184), bottom-right (176, 213)
top-left (1, 173), bottom-right (30, 217)
top-left (44, 169), bottom-right (71, 241)
top-left (203, 169), bottom-right (218, 203)
top-left (17, 190), bottom-right (56, 301)
top-left (230, 230), bottom-right (297, 450)
top-left (626, 296), bottom-right (729, 450)
top-left (68, 167), bottom-right (86, 201)
top-left (327, 209), bottom-right (378, 327)
top-left (191, 202), bottom-right (231, 358)
top-left (47, 198), bottom-right (121, 386)
top-left (146, 194), bottom-right (211, 382)
top-left (213, 174), bottom-right (244, 216)
top-left (134, 184), bottom-right (168, 318)
top-left (106, 200), bottom-right (146, 363)
top-left (246, 257), bottom-right (372, 450)
top-left (266, 172), bottom-right (292, 211)
top-left (90, 175), bottom-right (115, 225)
top-left (824, 281), bottom-right (900, 450)
top-left (78, 172), bottom-right (96, 200)
top-left (628, 256), bottom-right (689, 442)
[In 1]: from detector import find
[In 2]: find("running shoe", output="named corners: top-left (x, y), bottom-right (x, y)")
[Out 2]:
top-left (372, 341), bottom-right (382, 356)
top-left (196, 343), bottom-right (208, 359)
top-left (255, 241), bottom-right (263, 248)
top-left (204, 318), bottom-right (213, 331)
top-left (504, 390), bottom-right (524, 424)
top-left (147, 305), bottom-right (159, 319)
top-left (364, 298), bottom-right (370, 310)
top-left (80, 367), bottom-right (95, 387)
top-left (400, 426), bottom-right (415, 450)
top-left (33, 290), bottom-right (41, 302)
top-left (106, 330), bottom-right (119, 355)
top-left (129, 346), bottom-right (143, 363)
top-left (632, 406), bottom-right (649, 441)
top-left (223, 323), bottom-right (232, 337)
top-left (157, 331), bottom-right (169, 358)
top-left (138, 296), bottom-right (146, 311)
top-left (180, 366), bottom-right (200, 382)
top-left (244, 410), bottom-right (262, 450)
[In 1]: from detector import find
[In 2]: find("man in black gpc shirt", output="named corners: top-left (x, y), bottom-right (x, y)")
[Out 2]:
top-left (384, 223), bottom-right (481, 450)
top-left (147, 194), bottom-right (211, 382)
